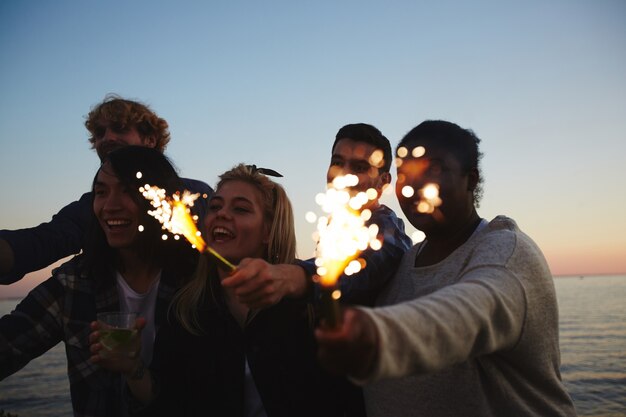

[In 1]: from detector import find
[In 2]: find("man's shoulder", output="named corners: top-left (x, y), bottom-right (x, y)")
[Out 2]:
top-left (483, 216), bottom-right (531, 247)
top-left (371, 205), bottom-right (411, 245)
top-left (51, 255), bottom-right (96, 290)
top-left (370, 204), bottom-right (402, 224)
top-left (53, 255), bottom-right (87, 275)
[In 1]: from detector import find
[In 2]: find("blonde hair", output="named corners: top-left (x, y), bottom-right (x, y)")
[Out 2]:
top-left (171, 164), bottom-right (296, 334)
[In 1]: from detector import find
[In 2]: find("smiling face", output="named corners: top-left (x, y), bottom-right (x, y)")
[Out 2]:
top-left (204, 180), bottom-right (270, 265)
top-left (94, 125), bottom-right (156, 161)
top-left (93, 162), bottom-right (143, 250)
top-left (395, 141), bottom-right (477, 236)
top-left (327, 138), bottom-right (390, 207)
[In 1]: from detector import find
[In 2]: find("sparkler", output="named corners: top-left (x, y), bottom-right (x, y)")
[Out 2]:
top-left (307, 174), bottom-right (382, 328)
top-left (140, 182), bottom-right (236, 271)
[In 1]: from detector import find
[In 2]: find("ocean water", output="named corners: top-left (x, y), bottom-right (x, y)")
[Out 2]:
top-left (1, 275), bottom-right (625, 416)
top-left (555, 275), bottom-right (626, 417)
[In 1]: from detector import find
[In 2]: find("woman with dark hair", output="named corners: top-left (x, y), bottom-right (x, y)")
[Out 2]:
top-left (117, 164), bottom-right (363, 417)
top-left (0, 146), bottom-right (198, 417)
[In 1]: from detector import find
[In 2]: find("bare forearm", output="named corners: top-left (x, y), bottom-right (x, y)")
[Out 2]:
top-left (222, 260), bottom-right (312, 308)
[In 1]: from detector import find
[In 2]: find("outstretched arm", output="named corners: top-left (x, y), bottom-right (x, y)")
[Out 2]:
top-left (221, 259), bottom-right (310, 309)
top-left (0, 193), bottom-right (92, 284)
top-left (316, 266), bottom-right (526, 382)
top-left (0, 238), bottom-right (14, 276)
top-left (315, 307), bottom-right (380, 379)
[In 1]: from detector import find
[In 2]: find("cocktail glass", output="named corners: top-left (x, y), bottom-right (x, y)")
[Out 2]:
top-left (97, 312), bottom-right (138, 358)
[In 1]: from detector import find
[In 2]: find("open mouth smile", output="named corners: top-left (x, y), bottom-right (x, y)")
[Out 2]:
top-left (212, 226), bottom-right (235, 242)
top-left (105, 219), bottom-right (132, 229)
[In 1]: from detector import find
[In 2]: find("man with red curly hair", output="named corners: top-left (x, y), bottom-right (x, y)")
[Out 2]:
top-left (0, 95), bottom-right (212, 284)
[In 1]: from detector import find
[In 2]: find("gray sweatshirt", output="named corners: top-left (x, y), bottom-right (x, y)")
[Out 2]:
top-left (357, 216), bottom-right (576, 417)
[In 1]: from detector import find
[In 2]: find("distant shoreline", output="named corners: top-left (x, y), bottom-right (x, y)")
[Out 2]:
top-left (553, 273), bottom-right (626, 279)
top-left (2, 274), bottom-right (626, 302)
top-left (0, 296), bottom-right (22, 301)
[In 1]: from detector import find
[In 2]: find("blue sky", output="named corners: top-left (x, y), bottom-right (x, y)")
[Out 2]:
top-left (1, 0), bottom-right (625, 297)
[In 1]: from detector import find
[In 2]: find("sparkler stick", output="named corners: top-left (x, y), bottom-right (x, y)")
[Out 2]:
top-left (308, 174), bottom-right (382, 328)
top-left (140, 183), bottom-right (236, 271)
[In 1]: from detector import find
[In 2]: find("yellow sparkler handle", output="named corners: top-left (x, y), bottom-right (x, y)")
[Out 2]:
top-left (204, 246), bottom-right (236, 271)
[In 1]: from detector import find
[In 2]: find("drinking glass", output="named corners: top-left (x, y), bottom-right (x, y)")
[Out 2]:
top-left (97, 312), bottom-right (138, 358)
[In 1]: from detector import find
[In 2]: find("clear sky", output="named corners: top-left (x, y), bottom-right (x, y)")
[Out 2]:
top-left (1, 0), bottom-right (625, 298)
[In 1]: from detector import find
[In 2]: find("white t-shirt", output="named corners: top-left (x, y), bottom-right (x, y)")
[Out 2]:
top-left (116, 270), bottom-right (161, 364)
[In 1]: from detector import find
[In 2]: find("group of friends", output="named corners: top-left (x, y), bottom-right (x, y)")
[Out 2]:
top-left (0, 95), bottom-right (577, 416)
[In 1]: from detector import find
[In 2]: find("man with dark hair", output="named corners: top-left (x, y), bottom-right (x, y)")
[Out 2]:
top-left (217, 122), bottom-right (411, 416)
top-left (0, 95), bottom-right (211, 284)
top-left (223, 122), bottom-right (412, 308)
top-left (330, 123), bottom-right (393, 187)
top-left (315, 120), bottom-right (576, 417)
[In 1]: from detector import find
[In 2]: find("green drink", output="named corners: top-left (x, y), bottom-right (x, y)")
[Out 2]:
top-left (97, 312), bottom-right (138, 358)
top-left (100, 328), bottom-right (136, 352)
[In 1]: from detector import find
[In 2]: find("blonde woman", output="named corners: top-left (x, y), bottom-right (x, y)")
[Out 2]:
top-left (119, 164), bottom-right (362, 417)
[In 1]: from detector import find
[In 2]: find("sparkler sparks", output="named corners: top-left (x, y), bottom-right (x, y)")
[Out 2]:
top-left (140, 180), bottom-right (236, 271)
top-left (307, 174), bottom-right (382, 327)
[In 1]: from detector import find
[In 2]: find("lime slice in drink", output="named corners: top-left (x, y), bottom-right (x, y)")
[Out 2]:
top-left (100, 328), bottom-right (135, 351)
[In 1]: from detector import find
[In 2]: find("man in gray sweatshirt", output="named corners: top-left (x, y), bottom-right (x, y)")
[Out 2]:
top-left (316, 120), bottom-right (577, 417)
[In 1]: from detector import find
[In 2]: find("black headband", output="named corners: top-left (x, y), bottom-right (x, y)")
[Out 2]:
top-left (246, 164), bottom-right (283, 178)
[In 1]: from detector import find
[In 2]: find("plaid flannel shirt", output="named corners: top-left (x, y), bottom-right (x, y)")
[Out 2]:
top-left (300, 204), bottom-right (413, 306)
top-left (0, 255), bottom-right (178, 417)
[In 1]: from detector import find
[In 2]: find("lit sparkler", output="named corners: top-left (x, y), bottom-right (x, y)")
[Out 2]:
top-left (306, 174), bottom-right (382, 327)
top-left (140, 181), bottom-right (236, 271)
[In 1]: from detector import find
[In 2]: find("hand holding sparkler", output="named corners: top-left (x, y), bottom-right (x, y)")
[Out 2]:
top-left (140, 182), bottom-right (236, 271)
top-left (221, 259), bottom-right (309, 309)
top-left (315, 307), bottom-right (379, 378)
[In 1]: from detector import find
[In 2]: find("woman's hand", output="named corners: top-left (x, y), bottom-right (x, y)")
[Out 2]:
top-left (221, 258), bottom-right (308, 308)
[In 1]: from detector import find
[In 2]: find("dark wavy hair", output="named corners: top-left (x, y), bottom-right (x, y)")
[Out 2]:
top-left (85, 94), bottom-right (171, 152)
top-left (85, 146), bottom-right (197, 278)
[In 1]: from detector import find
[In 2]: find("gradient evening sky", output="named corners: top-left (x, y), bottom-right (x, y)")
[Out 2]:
top-left (1, 1), bottom-right (625, 299)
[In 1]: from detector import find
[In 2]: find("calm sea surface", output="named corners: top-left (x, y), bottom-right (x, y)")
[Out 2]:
top-left (1, 274), bottom-right (625, 416)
